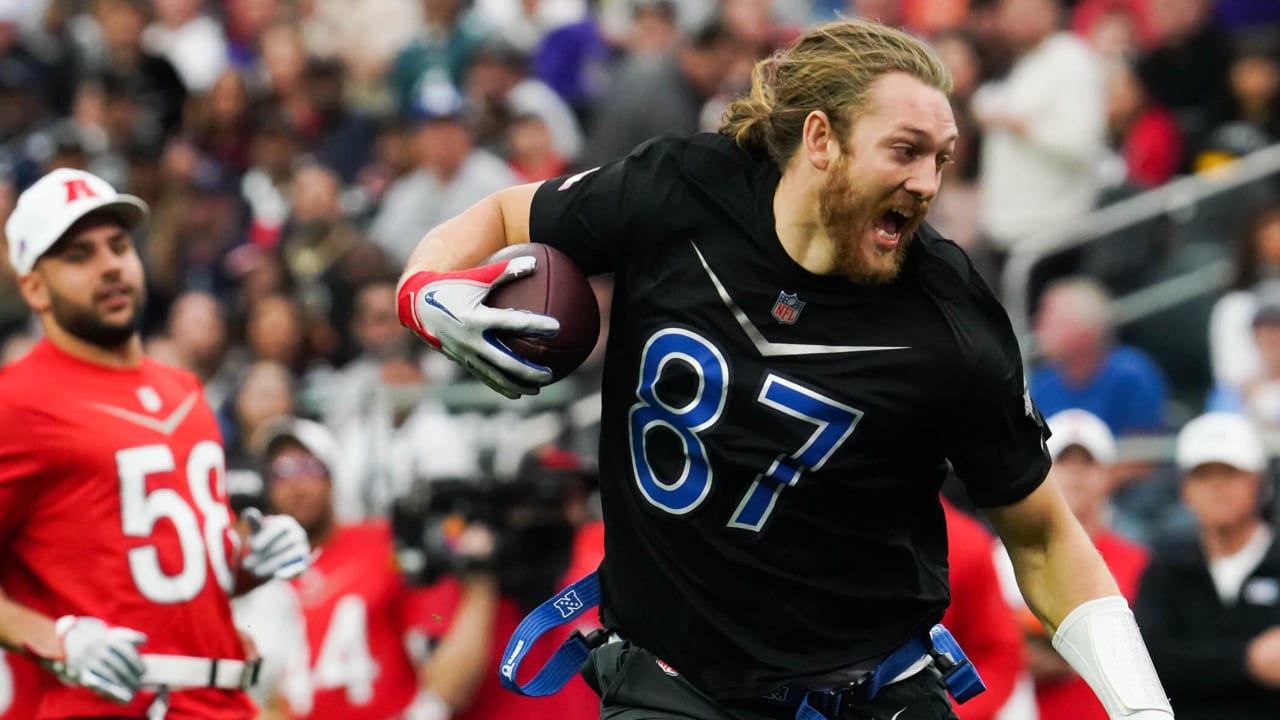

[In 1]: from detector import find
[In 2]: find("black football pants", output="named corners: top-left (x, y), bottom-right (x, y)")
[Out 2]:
top-left (583, 640), bottom-right (961, 720)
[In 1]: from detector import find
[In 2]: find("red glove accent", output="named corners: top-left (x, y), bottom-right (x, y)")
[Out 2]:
top-left (398, 263), bottom-right (515, 349)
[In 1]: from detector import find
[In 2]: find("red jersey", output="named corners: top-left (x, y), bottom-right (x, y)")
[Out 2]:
top-left (1034, 530), bottom-right (1148, 720)
top-left (414, 520), bottom-right (605, 720)
top-left (289, 522), bottom-right (421, 720)
top-left (941, 501), bottom-right (1024, 720)
top-left (0, 340), bottom-right (254, 720)
top-left (0, 649), bottom-right (41, 720)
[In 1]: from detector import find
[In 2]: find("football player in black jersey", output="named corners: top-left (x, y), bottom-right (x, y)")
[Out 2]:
top-left (394, 19), bottom-right (1174, 720)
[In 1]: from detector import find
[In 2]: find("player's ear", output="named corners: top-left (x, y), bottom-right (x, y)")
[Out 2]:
top-left (16, 270), bottom-right (51, 314)
top-left (800, 110), bottom-right (837, 171)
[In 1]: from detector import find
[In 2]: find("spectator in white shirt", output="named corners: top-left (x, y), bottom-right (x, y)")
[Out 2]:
top-left (368, 80), bottom-right (519, 264)
top-left (1210, 202), bottom-right (1280, 395)
top-left (143, 0), bottom-right (228, 92)
top-left (474, 0), bottom-right (586, 53)
top-left (972, 0), bottom-right (1106, 273)
top-left (330, 355), bottom-right (481, 521)
top-left (464, 40), bottom-right (584, 163)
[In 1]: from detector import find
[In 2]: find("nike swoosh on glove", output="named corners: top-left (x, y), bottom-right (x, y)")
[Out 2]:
top-left (50, 616), bottom-right (147, 704)
top-left (398, 255), bottom-right (560, 399)
top-left (242, 508), bottom-right (311, 580)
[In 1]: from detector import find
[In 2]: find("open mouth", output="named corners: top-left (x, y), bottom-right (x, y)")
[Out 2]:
top-left (873, 208), bottom-right (912, 243)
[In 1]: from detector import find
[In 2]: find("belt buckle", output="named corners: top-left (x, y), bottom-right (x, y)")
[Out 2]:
top-left (146, 687), bottom-right (170, 720)
top-left (580, 628), bottom-right (613, 650)
top-left (809, 688), bottom-right (847, 718)
top-left (240, 658), bottom-right (264, 689)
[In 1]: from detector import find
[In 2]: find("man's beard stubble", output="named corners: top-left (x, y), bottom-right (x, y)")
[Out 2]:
top-left (818, 155), bottom-right (924, 285)
top-left (49, 285), bottom-right (145, 349)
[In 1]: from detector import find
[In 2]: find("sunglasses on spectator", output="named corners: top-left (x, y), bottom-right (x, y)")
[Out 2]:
top-left (269, 455), bottom-right (329, 481)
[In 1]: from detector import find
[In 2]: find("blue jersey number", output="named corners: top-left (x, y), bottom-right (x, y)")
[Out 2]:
top-left (628, 328), bottom-right (729, 515)
top-left (628, 329), bottom-right (863, 532)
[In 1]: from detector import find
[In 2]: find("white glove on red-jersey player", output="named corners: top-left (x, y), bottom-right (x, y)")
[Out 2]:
top-left (242, 508), bottom-right (311, 580)
top-left (398, 256), bottom-right (560, 399)
top-left (46, 615), bottom-right (147, 704)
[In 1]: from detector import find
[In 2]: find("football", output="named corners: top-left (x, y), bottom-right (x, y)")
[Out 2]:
top-left (484, 243), bottom-right (601, 381)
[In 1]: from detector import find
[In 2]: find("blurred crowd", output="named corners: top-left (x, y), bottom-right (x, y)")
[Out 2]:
top-left (1, 0), bottom-right (1280, 718)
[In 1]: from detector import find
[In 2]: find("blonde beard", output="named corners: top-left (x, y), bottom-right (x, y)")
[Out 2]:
top-left (819, 155), bottom-right (919, 284)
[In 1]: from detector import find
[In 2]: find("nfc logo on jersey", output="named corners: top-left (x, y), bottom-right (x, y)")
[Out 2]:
top-left (763, 686), bottom-right (790, 702)
top-left (771, 291), bottom-right (805, 325)
top-left (552, 590), bottom-right (585, 618)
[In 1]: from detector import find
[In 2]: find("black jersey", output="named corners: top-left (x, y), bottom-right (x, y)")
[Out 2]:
top-left (528, 133), bottom-right (1050, 700)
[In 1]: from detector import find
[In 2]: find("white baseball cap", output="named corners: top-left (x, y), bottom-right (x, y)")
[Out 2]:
top-left (5, 168), bottom-right (148, 274)
top-left (255, 416), bottom-right (338, 473)
top-left (1045, 408), bottom-right (1116, 464)
top-left (1176, 412), bottom-right (1267, 474)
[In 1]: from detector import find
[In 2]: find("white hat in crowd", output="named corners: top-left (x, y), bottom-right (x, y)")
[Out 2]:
top-left (4, 168), bottom-right (148, 274)
top-left (1046, 408), bottom-right (1116, 464)
top-left (1175, 412), bottom-right (1267, 474)
top-left (256, 416), bottom-right (339, 473)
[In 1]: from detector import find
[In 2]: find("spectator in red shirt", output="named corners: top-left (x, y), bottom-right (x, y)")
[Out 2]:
top-left (1107, 61), bottom-right (1184, 188)
top-left (409, 447), bottom-right (603, 720)
top-left (941, 499), bottom-right (1025, 720)
top-left (1072, 0), bottom-right (1157, 60)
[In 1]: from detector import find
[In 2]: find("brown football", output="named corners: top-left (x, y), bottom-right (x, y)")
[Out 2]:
top-left (484, 243), bottom-right (601, 381)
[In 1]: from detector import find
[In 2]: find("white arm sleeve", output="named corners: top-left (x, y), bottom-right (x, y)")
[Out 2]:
top-left (1051, 596), bottom-right (1174, 719)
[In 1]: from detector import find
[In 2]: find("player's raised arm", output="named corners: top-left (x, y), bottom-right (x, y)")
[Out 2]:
top-left (985, 481), bottom-right (1174, 719)
top-left (398, 182), bottom-right (542, 280)
top-left (395, 182), bottom-right (562, 400)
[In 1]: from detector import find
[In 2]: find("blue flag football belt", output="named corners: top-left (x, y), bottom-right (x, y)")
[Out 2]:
top-left (498, 571), bottom-right (602, 697)
top-left (500, 571), bottom-right (987, 719)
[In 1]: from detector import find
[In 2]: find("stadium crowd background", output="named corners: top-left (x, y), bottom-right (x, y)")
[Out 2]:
top-left (1, 0), bottom-right (1280, 718)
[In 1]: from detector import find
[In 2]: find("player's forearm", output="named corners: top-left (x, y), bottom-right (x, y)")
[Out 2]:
top-left (988, 489), bottom-right (1120, 635)
top-left (1003, 519), bottom-right (1119, 635)
top-left (398, 184), bottom-right (540, 286)
top-left (419, 575), bottom-right (500, 712)
top-left (989, 494), bottom-right (1173, 716)
top-left (0, 586), bottom-right (59, 659)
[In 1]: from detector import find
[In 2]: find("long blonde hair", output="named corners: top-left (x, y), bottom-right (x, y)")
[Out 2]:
top-left (721, 19), bottom-right (952, 168)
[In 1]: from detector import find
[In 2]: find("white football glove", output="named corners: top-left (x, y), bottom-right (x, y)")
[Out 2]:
top-left (398, 256), bottom-right (560, 399)
top-left (50, 615), bottom-right (147, 704)
top-left (242, 508), bottom-right (311, 580)
top-left (402, 689), bottom-right (451, 720)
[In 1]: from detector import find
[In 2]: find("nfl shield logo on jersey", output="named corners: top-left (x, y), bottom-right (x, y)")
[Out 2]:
top-left (771, 291), bottom-right (805, 325)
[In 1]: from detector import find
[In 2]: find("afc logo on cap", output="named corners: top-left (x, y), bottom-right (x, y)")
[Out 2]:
top-left (64, 178), bottom-right (98, 204)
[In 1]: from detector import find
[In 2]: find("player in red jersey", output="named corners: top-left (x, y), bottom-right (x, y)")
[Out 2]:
top-left (939, 499), bottom-right (1024, 720)
top-left (257, 417), bottom-right (500, 720)
top-left (0, 169), bottom-right (312, 719)
top-left (0, 648), bottom-right (42, 719)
